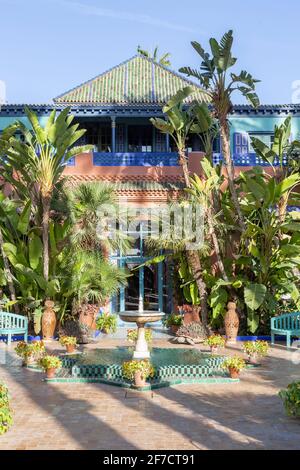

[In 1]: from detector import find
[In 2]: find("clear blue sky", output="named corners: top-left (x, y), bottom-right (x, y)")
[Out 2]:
top-left (1, 0), bottom-right (299, 104)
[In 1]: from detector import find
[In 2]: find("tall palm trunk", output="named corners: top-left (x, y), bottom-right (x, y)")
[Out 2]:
top-left (219, 116), bottom-right (246, 232)
top-left (178, 148), bottom-right (209, 325)
top-left (207, 204), bottom-right (228, 281)
top-left (42, 196), bottom-right (51, 282)
top-left (0, 226), bottom-right (19, 312)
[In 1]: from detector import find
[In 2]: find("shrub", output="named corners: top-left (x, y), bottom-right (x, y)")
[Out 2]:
top-left (96, 314), bottom-right (118, 334)
top-left (127, 328), bottom-right (152, 344)
top-left (122, 360), bottom-right (155, 382)
top-left (243, 340), bottom-right (269, 357)
top-left (59, 336), bottom-right (77, 346)
top-left (222, 356), bottom-right (246, 372)
top-left (176, 322), bottom-right (207, 339)
top-left (164, 314), bottom-right (183, 328)
top-left (0, 382), bottom-right (13, 435)
top-left (279, 382), bottom-right (300, 418)
top-left (38, 355), bottom-right (62, 371)
top-left (204, 335), bottom-right (226, 348)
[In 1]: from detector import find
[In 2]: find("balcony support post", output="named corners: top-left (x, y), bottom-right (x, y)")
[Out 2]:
top-left (111, 116), bottom-right (116, 153)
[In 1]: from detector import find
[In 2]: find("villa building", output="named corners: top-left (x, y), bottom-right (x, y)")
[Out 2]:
top-left (1, 54), bottom-right (300, 315)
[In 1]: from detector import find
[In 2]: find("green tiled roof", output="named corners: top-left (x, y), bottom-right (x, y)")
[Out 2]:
top-left (54, 55), bottom-right (208, 105)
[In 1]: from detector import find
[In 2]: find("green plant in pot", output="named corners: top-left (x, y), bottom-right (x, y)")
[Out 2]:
top-left (164, 313), bottom-right (183, 334)
top-left (15, 341), bottom-right (45, 366)
top-left (243, 340), bottom-right (269, 364)
top-left (127, 328), bottom-right (152, 345)
top-left (59, 336), bottom-right (77, 354)
top-left (222, 356), bottom-right (246, 379)
top-left (204, 335), bottom-right (226, 354)
top-left (38, 355), bottom-right (62, 379)
top-left (0, 382), bottom-right (13, 435)
top-left (122, 360), bottom-right (155, 388)
top-left (279, 381), bottom-right (300, 418)
top-left (96, 314), bottom-right (118, 334)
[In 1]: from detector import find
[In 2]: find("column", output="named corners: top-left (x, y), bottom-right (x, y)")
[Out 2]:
top-left (158, 262), bottom-right (164, 312)
top-left (111, 116), bottom-right (116, 153)
top-left (165, 133), bottom-right (170, 152)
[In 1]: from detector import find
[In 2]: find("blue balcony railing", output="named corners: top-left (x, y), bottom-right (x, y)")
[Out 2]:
top-left (213, 153), bottom-right (287, 166)
top-left (93, 152), bottom-right (179, 167)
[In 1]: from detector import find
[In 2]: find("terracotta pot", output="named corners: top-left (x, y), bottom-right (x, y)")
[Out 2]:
top-left (66, 344), bottom-right (76, 354)
top-left (228, 367), bottom-right (240, 379)
top-left (46, 368), bottom-right (57, 379)
top-left (247, 353), bottom-right (258, 365)
top-left (22, 355), bottom-right (35, 367)
top-left (182, 305), bottom-right (200, 325)
top-left (79, 304), bottom-right (99, 330)
top-left (42, 300), bottom-right (56, 341)
top-left (224, 301), bottom-right (239, 344)
top-left (170, 325), bottom-right (179, 335)
top-left (134, 371), bottom-right (146, 388)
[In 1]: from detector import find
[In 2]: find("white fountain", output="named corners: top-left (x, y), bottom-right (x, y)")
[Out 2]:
top-left (119, 310), bottom-right (165, 359)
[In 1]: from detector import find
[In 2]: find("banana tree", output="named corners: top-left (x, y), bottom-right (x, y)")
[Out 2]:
top-left (1, 107), bottom-right (93, 282)
top-left (137, 45), bottom-right (171, 67)
top-left (179, 30), bottom-right (260, 231)
top-left (249, 117), bottom-right (300, 223)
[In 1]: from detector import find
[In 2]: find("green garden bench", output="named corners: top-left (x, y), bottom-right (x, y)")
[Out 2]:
top-left (271, 312), bottom-right (300, 348)
top-left (0, 311), bottom-right (28, 345)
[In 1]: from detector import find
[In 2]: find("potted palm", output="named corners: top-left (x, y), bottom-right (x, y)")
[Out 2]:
top-left (122, 360), bottom-right (155, 388)
top-left (38, 355), bottom-right (62, 379)
top-left (222, 356), bottom-right (246, 379)
top-left (96, 314), bottom-right (118, 334)
top-left (204, 335), bottom-right (226, 354)
top-left (243, 340), bottom-right (269, 365)
top-left (59, 336), bottom-right (77, 354)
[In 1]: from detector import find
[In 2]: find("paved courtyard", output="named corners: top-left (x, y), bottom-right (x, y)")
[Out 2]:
top-left (0, 337), bottom-right (299, 450)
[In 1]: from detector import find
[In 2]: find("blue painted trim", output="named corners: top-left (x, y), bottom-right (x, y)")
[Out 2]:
top-left (66, 157), bottom-right (75, 166)
top-left (213, 153), bottom-right (287, 167)
top-left (93, 152), bottom-right (179, 167)
top-left (236, 335), bottom-right (286, 341)
top-left (0, 334), bottom-right (41, 342)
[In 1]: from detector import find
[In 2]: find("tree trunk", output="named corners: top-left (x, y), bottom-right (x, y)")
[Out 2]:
top-left (219, 117), bottom-right (246, 232)
top-left (0, 226), bottom-right (19, 312)
top-left (178, 148), bottom-right (191, 188)
top-left (207, 205), bottom-right (228, 282)
top-left (177, 148), bottom-right (209, 325)
top-left (185, 250), bottom-right (208, 326)
top-left (42, 196), bottom-right (51, 282)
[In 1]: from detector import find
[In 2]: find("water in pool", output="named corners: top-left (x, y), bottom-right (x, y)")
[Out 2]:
top-left (71, 347), bottom-right (215, 367)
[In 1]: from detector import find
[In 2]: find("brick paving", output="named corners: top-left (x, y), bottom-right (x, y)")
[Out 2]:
top-left (0, 338), bottom-right (299, 450)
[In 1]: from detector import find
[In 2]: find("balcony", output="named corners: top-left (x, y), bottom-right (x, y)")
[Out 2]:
top-left (92, 152), bottom-right (179, 167)
top-left (213, 153), bottom-right (287, 166)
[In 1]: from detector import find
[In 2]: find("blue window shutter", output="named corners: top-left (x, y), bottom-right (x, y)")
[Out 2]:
top-left (234, 132), bottom-right (249, 154)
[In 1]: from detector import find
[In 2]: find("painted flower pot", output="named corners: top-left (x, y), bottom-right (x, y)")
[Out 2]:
top-left (247, 353), bottom-right (259, 365)
top-left (134, 371), bottom-right (146, 388)
top-left (66, 344), bottom-right (76, 354)
top-left (224, 301), bottom-right (239, 344)
top-left (228, 367), bottom-right (240, 379)
top-left (22, 356), bottom-right (35, 367)
top-left (46, 368), bottom-right (57, 379)
top-left (170, 325), bottom-right (179, 335)
top-left (210, 346), bottom-right (219, 355)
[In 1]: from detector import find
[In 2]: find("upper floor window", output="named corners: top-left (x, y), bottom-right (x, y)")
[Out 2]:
top-left (249, 133), bottom-right (274, 153)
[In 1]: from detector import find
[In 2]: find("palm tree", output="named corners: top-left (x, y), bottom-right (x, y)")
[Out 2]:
top-left (1, 107), bottom-right (92, 282)
top-left (137, 45), bottom-right (171, 67)
top-left (179, 30), bottom-right (260, 231)
top-left (151, 89), bottom-right (213, 324)
top-left (67, 181), bottom-right (132, 257)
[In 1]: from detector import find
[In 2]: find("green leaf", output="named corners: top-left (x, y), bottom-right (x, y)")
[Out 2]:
top-left (247, 309), bottom-right (260, 333)
top-left (17, 200), bottom-right (31, 235)
top-left (28, 235), bottom-right (43, 269)
top-left (244, 283), bottom-right (267, 311)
